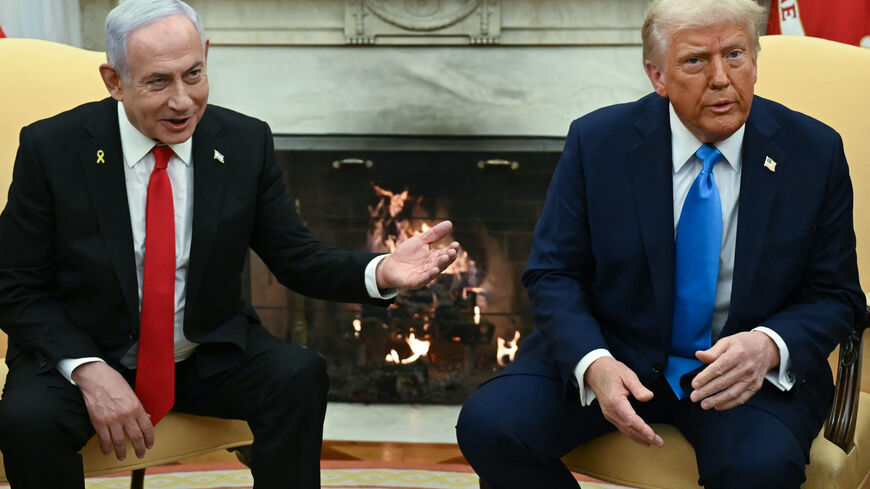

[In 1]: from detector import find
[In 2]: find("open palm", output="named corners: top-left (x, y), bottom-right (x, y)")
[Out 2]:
top-left (376, 220), bottom-right (460, 290)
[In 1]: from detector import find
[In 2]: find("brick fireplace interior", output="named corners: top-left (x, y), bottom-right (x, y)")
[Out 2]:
top-left (248, 137), bottom-right (561, 403)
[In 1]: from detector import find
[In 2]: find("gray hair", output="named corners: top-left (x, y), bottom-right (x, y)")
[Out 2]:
top-left (105, 0), bottom-right (206, 81)
top-left (642, 0), bottom-right (767, 64)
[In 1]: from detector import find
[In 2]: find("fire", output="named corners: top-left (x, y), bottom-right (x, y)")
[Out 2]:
top-left (385, 333), bottom-right (431, 364)
top-left (474, 306), bottom-right (481, 325)
top-left (386, 349), bottom-right (401, 363)
top-left (497, 331), bottom-right (521, 367)
top-left (353, 318), bottom-right (361, 339)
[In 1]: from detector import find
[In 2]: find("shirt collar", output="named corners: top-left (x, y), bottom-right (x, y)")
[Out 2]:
top-left (117, 101), bottom-right (193, 168)
top-left (670, 103), bottom-right (744, 174)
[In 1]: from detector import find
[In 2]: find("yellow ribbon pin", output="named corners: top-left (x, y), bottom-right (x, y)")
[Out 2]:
top-left (96, 150), bottom-right (105, 164)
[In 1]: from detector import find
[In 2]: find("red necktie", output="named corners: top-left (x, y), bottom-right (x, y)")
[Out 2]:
top-left (135, 145), bottom-right (176, 424)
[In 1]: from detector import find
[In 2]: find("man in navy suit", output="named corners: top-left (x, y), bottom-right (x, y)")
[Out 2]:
top-left (457, 0), bottom-right (865, 487)
top-left (0, 1), bottom-right (459, 488)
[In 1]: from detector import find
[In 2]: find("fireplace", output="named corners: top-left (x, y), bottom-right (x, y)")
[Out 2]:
top-left (248, 136), bottom-right (562, 403)
top-left (199, 0), bottom-right (653, 404)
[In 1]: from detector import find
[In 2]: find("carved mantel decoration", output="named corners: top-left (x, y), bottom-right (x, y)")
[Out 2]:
top-left (345, 0), bottom-right (501, 44)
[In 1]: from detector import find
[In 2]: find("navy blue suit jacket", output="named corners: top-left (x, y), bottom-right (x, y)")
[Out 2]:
top-left (515, 93), bottom-right (865, 449)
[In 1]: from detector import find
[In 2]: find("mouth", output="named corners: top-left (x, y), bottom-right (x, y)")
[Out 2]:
top-left (161, 116), bottom-right (193, 130)
top-left (708, 102), bottom-right (734, 113)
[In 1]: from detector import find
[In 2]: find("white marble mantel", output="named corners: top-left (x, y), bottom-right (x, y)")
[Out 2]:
top-left (191, 0), bottom-right (653, 137)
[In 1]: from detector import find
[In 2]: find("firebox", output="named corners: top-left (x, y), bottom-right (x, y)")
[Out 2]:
top-left (248, 135), bottom-right (563, 404)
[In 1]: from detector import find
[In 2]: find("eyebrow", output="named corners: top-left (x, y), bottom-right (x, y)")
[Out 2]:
top-left (144, 61), bottom-right (204, 80)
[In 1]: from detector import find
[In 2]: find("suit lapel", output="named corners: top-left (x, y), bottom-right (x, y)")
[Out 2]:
top-left (79, 99), bottom-right (140, 326)
top-left (628, 96), bottom-right (676, 345)
top-left (728, 98), bottom-right (781, 331)
top-left (185, 109), bottom-right (227, 320)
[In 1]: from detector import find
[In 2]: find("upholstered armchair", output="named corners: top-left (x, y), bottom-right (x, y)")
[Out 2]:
top-left (0, 38), bottom-right (254, 489)
top-left (553, 36), bottom-right (870, 489)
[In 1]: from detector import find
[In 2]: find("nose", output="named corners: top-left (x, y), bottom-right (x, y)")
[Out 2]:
top-left (167, 80), bottom-right (193, 112)
top-left (708, 56), bottom-right (730, 88)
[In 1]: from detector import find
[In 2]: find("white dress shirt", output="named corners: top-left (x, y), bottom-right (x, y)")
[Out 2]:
top-left (57, 101), bottom-right (395, 383)
top-left (573, 104), bottom-right (795, 405)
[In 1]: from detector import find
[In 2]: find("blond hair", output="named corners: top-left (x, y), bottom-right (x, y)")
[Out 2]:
top-left (642, 0), bottom-right (767, 63)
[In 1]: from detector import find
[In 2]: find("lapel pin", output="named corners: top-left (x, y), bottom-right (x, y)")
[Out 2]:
top-left (764, 156), bottom-right (777, 173)
top-left (96, 150), bottom-right (105, 164)
top-left (213, 149), bottom-right (225, 164)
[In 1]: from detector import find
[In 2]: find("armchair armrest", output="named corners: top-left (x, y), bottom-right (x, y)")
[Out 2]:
top-left (824, 305), bottom-right (870, 453)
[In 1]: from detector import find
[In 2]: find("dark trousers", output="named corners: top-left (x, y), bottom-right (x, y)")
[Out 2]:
top-left (456, 362), bottom-right (815, 489)
top-left (0, 326), bottom-right (328, 489)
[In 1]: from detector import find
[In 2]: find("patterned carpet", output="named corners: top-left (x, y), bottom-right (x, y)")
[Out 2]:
top-left (59, 461), bottom-right (630, 489)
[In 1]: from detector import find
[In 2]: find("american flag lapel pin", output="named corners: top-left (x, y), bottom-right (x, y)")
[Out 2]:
top-left (214, 149), bottom-right (225, 164)
top-left (764, 156), bottom-right (776, 173)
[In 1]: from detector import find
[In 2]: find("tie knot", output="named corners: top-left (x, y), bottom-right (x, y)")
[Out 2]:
top-left (152, 145), bottom-right (173, 170)
top-left (694, 144), bottom-right (722, 173)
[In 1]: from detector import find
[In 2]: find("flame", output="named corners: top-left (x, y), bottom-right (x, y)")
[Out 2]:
top-left (386, 349), bottom-right (401, 363)
top-left (497, 331), bottom-right (521, 367)
top-left (474, 306), bottom-right (481, 325)
top-left (353, 318), bottom-right (362, 338)
top-left (385, 333), bottom-right (431, 364)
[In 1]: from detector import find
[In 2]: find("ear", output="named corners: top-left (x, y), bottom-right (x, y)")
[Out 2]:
top-left (99, 63), bottom-right (125, 102)
top-left (644, 60), bottom-right (668, 98)
top-left (204, 38), bottom-right (210, 61)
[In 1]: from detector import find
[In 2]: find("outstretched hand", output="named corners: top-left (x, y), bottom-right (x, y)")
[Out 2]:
top-left (376, 220), bottom-right (460, 290)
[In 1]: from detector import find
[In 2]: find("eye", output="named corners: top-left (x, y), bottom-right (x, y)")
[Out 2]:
top-left (149, 77), bottom-right (168, 87)
top-left (728, 50), bottom-right (742, 58)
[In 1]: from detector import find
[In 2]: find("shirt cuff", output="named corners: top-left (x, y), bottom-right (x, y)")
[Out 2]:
top-left (56, 357), bottom-right (105, 385)
top-left (752, 326), bottom-right (796, 391)
top-left (365, 254), bottom-right (398, 300)
top-left (573, 349), bottom-right (614, 406)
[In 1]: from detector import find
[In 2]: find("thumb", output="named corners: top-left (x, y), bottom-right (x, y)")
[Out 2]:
top-left (624, 372), bottom-right (654, 403)
top-left (417, 220), bottom-right (453, 245)
top-left (696, 339), bottom-right (727, 364)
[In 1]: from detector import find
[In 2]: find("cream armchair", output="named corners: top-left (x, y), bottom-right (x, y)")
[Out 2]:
top-left (555, 36), bottom-right (870, 489)
top-left (0, 38), bottom-right (253, 489)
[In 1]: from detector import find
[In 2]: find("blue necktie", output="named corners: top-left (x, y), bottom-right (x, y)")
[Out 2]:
top-left (665, 144), bottom-right (723, 399)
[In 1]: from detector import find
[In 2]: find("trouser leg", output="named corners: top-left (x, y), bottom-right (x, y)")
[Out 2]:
top-left (0, 353), bottom-right (95, 489)
top-left (173, 326), bottom-right (328, 489)
top-left (457, 372), bottom-right (631, 489)
top-left (674, 401), bottom-right (809, 489)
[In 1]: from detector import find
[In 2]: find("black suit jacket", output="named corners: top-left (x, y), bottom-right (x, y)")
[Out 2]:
top-left (515, 94), bottom-right (865, 450)
top-left (0, 97), bottom-right (383, 376)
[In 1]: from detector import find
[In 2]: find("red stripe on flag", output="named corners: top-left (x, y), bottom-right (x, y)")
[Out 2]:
top-left (0, 26), bottom-right (6, 38)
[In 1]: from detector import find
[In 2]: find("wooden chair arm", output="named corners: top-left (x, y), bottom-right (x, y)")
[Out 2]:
top-left (824, 305), bottom-right (870, 453)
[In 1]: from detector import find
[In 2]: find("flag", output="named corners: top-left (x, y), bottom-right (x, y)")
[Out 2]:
top-left (766, 0), bottom-right (870, 48)
top-left (0, 26), bottom-right (6, 38)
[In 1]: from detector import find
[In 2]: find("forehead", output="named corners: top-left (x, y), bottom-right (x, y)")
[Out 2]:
top-left (667, 22), bottom-right (753, 53)
top-left (126, 15), bottom-right (203, 74)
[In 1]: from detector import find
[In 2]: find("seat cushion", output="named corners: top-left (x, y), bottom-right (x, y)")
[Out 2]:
top-left (0, 361), bottom-right (254, 482)
top-left (562, 394), bottom-right (870, 489)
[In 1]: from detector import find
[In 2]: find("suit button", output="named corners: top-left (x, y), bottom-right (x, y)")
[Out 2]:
top-left (129, 331), bottom-right (138, 340)
top-left (786, 371), bottom-right (795, 383)
top-left (651, 363), bottom-right (663, 375)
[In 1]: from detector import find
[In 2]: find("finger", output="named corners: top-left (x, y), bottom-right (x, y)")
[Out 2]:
top-left (138, 413), bottom-right (155, 450)
top-left (695, 338), bottom-right (728, 364)
top-left (700, 379), bottom-right (755, 410)
top-left (608, 396), bottom-right (660, 446)
top-left (416, 221), bottom-right (453, 245)
top-left (124, 419), bottom-right (147, 459)
top-left (692, 350), bottom-right (737, 390)
top-left (624, 374), bottom-right (654, 403)
top-left (95, 424), bottom-right (113, 456)
top-left (109, 423), bottom-right (128, 460)
top-left (690, 365), bottom-right (742, 402)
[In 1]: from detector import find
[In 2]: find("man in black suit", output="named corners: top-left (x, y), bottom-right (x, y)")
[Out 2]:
top-left (0, 1), bottom-right (459, 487)
top-left (457, 0), bottom-right (865, 487)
